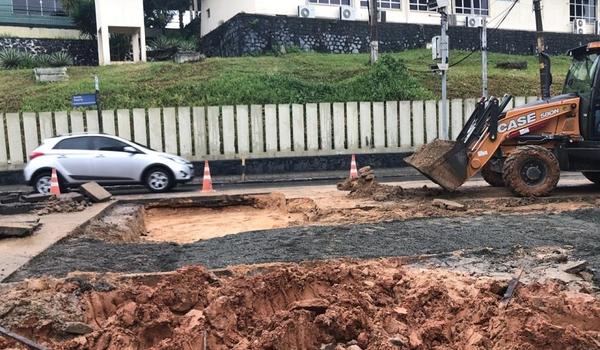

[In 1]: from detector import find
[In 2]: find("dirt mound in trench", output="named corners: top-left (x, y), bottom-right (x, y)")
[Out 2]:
top-left (2, 259), bottom-right (600, 350)
top-left (338, 166), bottom-right (442, 202)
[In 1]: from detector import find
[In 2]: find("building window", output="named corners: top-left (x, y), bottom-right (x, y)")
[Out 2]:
top-left (308, 0), bottom-right (352, 5)
top-left (570, 0), bottom-right (597, 22)
top-left (359, 0), bottom-right (401, 10)
top-left (12, 0), bottom-right (65, 16)
top-left (455, 0), bottom-right (489, 16)
top-left (409, 0), bottom-right (433, 11)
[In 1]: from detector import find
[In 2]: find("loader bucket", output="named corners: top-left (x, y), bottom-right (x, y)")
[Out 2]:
top-left (404, 139), bottom-right (469, 191)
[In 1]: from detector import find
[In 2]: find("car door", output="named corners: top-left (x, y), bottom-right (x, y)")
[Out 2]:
top-left (88, 136), bottom-right (149, 183)
top-left (51, 137), bottom-right (95, 182)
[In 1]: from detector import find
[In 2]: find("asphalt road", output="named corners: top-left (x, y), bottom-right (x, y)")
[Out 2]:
top-left (7, 208), bottom-right (600, 282)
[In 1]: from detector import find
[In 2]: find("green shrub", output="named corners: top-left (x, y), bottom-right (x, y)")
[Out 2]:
top-left (149, 36), bottom-right (197, 52)
top-left (48, 52), bottom-right (74, 67)
top-left (33, 54), bottom-right (52, 68)
top-left (20, 52), bottom-right (36, 69)
top-left (149, 36), bottom-right (177, 51)
top-left (0, 49), bottom-right (25, 69)
top-left (176, 40), bottom-right (197, 52)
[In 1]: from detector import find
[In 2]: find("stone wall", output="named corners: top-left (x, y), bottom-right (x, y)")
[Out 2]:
top-left (0, 37), bottom-right (97, 66)
top-left (200, 13), bottom-right (600, 57)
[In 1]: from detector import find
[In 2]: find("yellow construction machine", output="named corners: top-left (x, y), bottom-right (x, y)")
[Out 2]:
top-left (406, 42), bottom-right (600, 197)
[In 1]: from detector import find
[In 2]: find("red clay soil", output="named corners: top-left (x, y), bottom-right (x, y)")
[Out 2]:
top-left (2, 259), bottom-right (600, 350)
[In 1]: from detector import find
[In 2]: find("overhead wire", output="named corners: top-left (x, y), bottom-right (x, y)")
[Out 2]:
top-left (448, 0), bottom-right (520, 68)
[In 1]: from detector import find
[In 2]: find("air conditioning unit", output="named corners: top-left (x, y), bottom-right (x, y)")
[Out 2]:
top-left (573, 18), bottom-right (585, 34)
top-left (298, 5), bottom-right (315, 18)
top-left (339, 5), bottom-right (356, 21)
top-left (378, 10), bottom-right (387, 23)
top-left (466, 16), bottom-right (484, 28)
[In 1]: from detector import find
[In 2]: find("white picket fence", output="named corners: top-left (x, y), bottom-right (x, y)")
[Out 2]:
top-left (0, 96), bottom-right (537, 169)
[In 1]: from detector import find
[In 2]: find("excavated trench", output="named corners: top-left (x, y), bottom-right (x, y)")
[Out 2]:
top-left (4, 189), bottom-right (600, 349)
top-left (5, 189), bottom-right (600, 282)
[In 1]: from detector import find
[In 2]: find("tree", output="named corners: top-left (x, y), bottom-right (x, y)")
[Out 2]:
top-left (63, 0), bottom-right (97, 39)
top-left (144, 0), bottom-right (191, 33)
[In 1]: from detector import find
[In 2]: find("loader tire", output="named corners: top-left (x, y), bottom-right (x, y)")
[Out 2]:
top-left (481, 162), bottom-right (505, 187)
top-left (582, 172), bottom-right (600, 185)
top-left (502, 146), bottom-right (560, 197)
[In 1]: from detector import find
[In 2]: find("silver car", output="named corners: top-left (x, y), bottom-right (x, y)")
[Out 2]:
top-left (24, 133), bottom-right (194, 194)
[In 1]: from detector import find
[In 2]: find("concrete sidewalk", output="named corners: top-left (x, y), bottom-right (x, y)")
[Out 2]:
top-left (0, 201), bottom-right (115, 281)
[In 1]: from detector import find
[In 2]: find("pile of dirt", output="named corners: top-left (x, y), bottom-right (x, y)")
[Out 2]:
top-left (337, 166), bottom-right (444, 202)
top-left (338, 166), bottom-right (407, 201)
top-left (37, 195), bottom-right (91, 216)
top-left (2, 259), bottom-right (600, 350)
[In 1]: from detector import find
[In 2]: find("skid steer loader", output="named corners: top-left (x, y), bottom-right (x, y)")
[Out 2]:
top-left (405, 42), bottom-right (600, 197)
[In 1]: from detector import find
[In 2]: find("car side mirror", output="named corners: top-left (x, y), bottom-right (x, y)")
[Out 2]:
top-left (123, 146), bottom-right (138, 153)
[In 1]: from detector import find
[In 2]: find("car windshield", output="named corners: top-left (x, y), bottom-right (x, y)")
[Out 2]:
top-left (563, 54), bottom-right (599, 95)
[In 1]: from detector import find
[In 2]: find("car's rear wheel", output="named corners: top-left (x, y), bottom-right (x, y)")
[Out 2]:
top-left (144, 167), bottom-right (174, 193)
top-left (32, 171), bottom-right (66, 194)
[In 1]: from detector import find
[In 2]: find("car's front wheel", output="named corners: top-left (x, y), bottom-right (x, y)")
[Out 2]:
top-left (144, 167), bottom-right (174, 193)
top-left (33, 172), bottom-right (52, 194)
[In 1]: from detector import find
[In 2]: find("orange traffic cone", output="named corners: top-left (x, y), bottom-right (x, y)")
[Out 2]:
top-left (50, 168), bottom-right (61, 196)
top-left (349, 154), bottom-right (359, 179)
top-left (201, 161), bottom-right (214, 193)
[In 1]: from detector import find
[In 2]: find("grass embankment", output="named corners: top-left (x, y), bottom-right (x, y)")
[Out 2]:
top-left (0, 49), bottom-right (571, 112)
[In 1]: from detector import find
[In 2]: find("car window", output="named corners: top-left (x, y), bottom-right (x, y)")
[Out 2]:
top-left (91, 137), bottom-right (130, 152)
top-left (53, 137), bottom-right (93, 150)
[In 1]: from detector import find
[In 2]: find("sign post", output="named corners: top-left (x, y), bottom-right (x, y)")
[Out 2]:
top-left (71, 75), bottom-right (102, 131)
top-left (94, 75), bottom-right (103, 130)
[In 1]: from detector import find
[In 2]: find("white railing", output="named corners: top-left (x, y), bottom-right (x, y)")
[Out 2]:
top-left (0, 96), bottom-right (537, 169)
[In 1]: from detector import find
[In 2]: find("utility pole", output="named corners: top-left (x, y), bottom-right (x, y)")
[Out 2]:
top-left (533, 0), bottom-right (552, 99)
top-left (369, 0), bottom-right (379, 64)
top-left (481, 17), bottom-right (488, 98)
top-left (439, 9), bottom-right (449, 140)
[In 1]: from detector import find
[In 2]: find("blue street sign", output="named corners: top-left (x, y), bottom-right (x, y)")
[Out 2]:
top-left (71, 93), bottom-right (97, 107)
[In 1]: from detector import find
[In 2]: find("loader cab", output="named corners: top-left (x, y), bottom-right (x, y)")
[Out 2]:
top-left (565, 43), bottom-right (600, 140)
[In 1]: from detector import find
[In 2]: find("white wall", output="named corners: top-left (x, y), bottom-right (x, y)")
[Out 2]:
top-left (200, 0), bottom-right (597, 37)
top-left (0, 25), bottom-right (82, 39)
top-left (95, 0), bottom-right (146, 65)
top-left (95, 0), bottom-right (145, 28)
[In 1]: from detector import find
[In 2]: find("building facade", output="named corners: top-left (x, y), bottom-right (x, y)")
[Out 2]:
top-left (0, 0), bottom-right (81, 39)
top-left (200, 0), bottom-right (599, 37)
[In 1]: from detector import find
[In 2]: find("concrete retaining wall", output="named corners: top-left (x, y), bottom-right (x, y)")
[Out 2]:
top-left (200, 13), bottom-right (600, 57)
top-left (0, 37), bottom-right (97, 66)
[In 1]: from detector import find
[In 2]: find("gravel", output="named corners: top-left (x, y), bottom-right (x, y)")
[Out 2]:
top-left (5, 209), bottom-right (600, 282)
